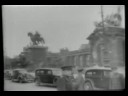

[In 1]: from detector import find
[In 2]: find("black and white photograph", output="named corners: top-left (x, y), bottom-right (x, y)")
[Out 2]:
top-left (3, 5), bottom-right (125, 91)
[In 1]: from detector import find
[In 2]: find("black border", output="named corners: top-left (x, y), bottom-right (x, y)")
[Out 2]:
top-left (1, 3), bottom-right (127, 96)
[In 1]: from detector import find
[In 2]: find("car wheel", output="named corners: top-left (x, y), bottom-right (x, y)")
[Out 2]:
top-left (53, 78), bottom-right (58, 86)
top-left (9, 76), bottom-right (12, 80)
top-left (34, 78), bottom-right (36, 82)
top-left (12, 79), bottom-right (14, 82)
top-left (83, 82), bottom-right (93, 90)
top-left (35, 79), bottom-right (40, 86)
top-left (11, 77), bottom-right (14, 82)
top-left (19, 78), bottom-right (24, 83)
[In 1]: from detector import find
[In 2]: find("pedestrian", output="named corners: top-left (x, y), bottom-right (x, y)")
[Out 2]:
top-left (109, 66), bottom-right (125, 90)
top-left (56, 66), bottom-right (74, 91)
top-left (72, 67), bottom-right (85, 91)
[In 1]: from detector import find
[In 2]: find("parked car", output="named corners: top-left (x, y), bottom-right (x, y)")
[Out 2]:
top-left (35, 68), bottom-right (62, 86)
top-left (11, 69), bottom-right (35, 83)
top-left (4, 69), bottom-right (13, 80)
top-left (83, 66), bottom-right (112, 90)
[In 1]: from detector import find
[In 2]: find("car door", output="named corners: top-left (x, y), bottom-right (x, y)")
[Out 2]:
top-left (40, 70), bottom-right (54, 83)
top-left (91, 70), bottom-right (103, 89)
top-left (100, 70), bottom-right (111, 90)
top-left (45, 70), bottom-right (54, 83)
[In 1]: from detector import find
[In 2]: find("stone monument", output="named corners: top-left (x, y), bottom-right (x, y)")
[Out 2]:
top-left (23, 31), bottom-right (47, 71)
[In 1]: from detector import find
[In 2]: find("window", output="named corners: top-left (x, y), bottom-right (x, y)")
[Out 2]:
top-left (103, 71), bottom-right (110, 77)
top-left (47, 70), bottom-right (52, 75)
top-left (92, 70), bottom-right (102, 77)
top-left (86, 71), bottom-right (92, 77)
top-left (36, 70), bottom-right (40, 74)
top-left (40, 71), bottom-right (44, 74)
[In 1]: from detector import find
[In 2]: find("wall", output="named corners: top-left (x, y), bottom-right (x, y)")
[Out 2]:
top-left (87, 27), bottom-right (125, 68)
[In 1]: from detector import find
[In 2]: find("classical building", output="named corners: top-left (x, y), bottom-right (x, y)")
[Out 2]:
top-left (87, 26), bottom-right (125, 68)
top-left (61, 45), bottom-right (91, 67)
top-left (45, 52), bottom-right (60, 66)
top-left (45, 44), bottom-right (90, 68)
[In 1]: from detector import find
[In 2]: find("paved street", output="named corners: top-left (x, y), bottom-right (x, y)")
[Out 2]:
top-left (4, 80), bottom-right (57, 91)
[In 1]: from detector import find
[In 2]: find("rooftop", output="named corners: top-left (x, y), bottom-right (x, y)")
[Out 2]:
top-left (87, 26), bottom-right (125, 40)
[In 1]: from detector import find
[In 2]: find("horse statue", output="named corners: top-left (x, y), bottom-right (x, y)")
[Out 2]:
top-left (28, 31), bottom-right (45, 46)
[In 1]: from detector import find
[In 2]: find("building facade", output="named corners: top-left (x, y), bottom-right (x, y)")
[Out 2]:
top-left (87, 26), bottom-right (125, 68)
top-left (45, 45), bottom-right (90, 68)
top-left (62, 46), bottom-right (91, 68)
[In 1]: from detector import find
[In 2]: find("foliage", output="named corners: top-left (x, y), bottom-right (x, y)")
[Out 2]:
top-left (18, 55), bottom-right (31, 68)
top-left (94, 6), bottom-right (122, 27)
top-left (10, 57), bottom-right (19, 69)
top-left (8, 55), bottom-right (31, 69)
top-left (4, 56), bottom-right (12, 69)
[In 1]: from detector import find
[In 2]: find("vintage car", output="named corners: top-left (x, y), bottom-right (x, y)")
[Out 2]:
top-left (35, 68), bottom-right (62, 86)
top-left (83, 66), bottom-right (112, 90)
top-left (4, 70), bottom-right (13, 80)
top-left (11, 69), bottom-right (35, 83)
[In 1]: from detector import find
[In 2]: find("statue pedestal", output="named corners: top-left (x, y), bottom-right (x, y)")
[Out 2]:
top-left (23, 45), bottom-right (48, 71)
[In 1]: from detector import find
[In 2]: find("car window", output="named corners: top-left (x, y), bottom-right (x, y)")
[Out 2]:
top-left (40, 70), bottom-right (44, 74)
top-left (47, 70), bottom-right (52, 75)
top-left (86, 71), bottom-right (93, 77)
top-left (86, 70), bottom-right (102, 77)
top-left (92, 70), bottom-right (102, 77)
top-left (103, 71), bottom-right (110, 77)
top-left (36, 70), bottom-right (41, 74)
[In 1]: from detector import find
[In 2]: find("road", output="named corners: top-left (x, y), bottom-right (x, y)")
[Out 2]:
top-left (4, 80), bottom-right (57, 91)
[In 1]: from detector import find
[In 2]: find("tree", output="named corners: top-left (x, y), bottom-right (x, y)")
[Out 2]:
top-left (94, 5), bottom-right (122, 27)
top-left (18, 56), bottom-right (29, 68)
top-left (10, 57), bottom-right (19, 69)
top-left (4, 56), bottom-right (12, 69)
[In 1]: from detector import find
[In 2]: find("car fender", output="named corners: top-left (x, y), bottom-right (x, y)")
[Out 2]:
top-left (54, 76), bottom-right (60, 82)
top-left (53, 76), bottom-right (61, 84)
top-left (84, 79), bottom-right (95, 88)
top-left (18, 74), bottom-right (24, 80)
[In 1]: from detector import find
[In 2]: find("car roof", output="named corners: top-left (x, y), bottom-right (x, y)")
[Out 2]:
top-left (84, 66), bottom-right (111, 71)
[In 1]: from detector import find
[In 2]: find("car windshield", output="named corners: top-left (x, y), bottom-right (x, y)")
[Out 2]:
top-left (47, 70), bottom-right (52, 75)
top-left (36, 69), bottom-right (52, 75)
top-left (86, 70), bottom-right (103, 77)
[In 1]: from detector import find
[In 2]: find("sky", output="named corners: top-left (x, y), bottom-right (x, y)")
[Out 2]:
top-left (3, 5), bottom-right (125, 58)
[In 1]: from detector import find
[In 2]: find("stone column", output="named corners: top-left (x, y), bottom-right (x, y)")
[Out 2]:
top-left (74, 56), bottom-right (76, 66)
top-left (109, 38), bottom-right (124, 68)
top-left (76, 55), bottom-right (79, 67)
top-left (79, 55), bottom-right (83, 67)
top-left (116, 38), bottom-right (125, 66)
top-left (83, 54), bottom-right (86, 67)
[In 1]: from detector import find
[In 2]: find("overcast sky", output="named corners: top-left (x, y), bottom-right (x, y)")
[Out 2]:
top-left (3, 5), bottom-right (125, 58)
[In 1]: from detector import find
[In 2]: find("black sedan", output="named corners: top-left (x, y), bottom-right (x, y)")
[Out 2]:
top-left (35, 68), bottom-right (62, 86)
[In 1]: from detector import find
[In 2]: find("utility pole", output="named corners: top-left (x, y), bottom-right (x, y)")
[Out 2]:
top-left (101, 5), bottom-right (105, 32)
top-left (101, 5), bottom-right (104, 27)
